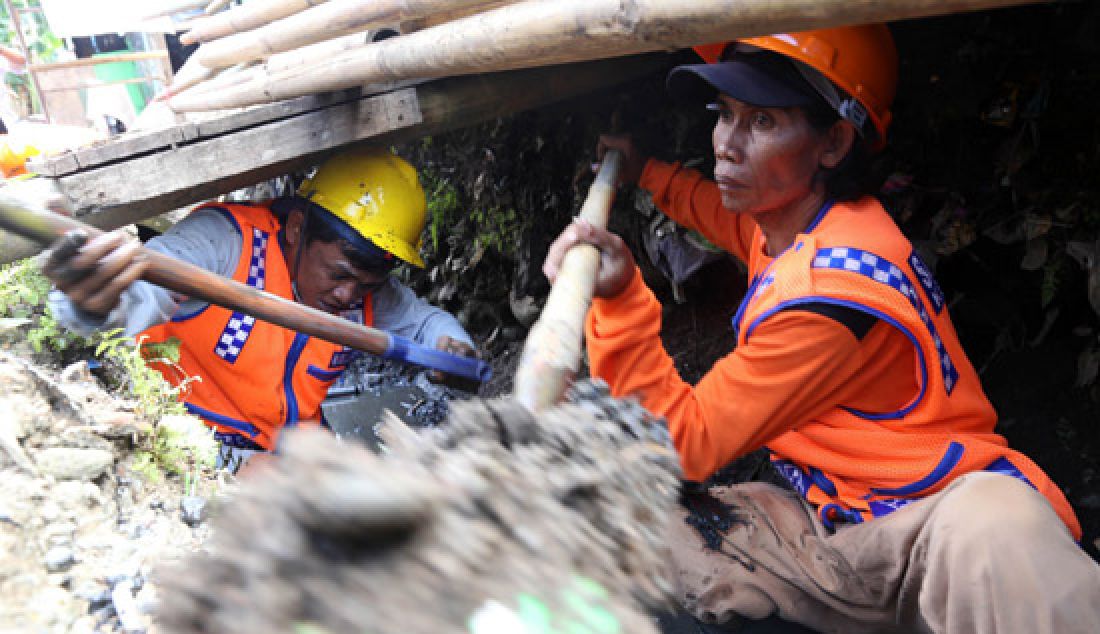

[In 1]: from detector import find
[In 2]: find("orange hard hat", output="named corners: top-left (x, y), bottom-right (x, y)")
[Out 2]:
top-left (693, 24), bottom-right (898, 147)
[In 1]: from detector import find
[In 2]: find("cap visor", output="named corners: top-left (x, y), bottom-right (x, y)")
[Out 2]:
top-left (667, 58), bottom-right (818, 108)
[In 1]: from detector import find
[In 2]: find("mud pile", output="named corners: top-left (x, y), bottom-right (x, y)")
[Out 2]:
top-left (157, 381), bottom-right (682, 634)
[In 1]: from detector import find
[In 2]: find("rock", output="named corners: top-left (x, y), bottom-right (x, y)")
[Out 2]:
top-left (60, 361), bottom-right (95, 384)
top-left (0, 417), bottom-right (37, 475)
top-left (179, 496), bottom-right (207, 527)
top-left (34, 447), bottom-right (114, 481)
top-left (48, 572), bottom-right (72, 588)
top-left (60, 427), bottom-right (116, 452)
top-left (26, 586), bottom-right (76, 627)
top-left (70, 615), bottom-right (99, 634)
top-left (92, 411), bottom-right (150, 440)
top-left (40, 500), bottom-right (62, 522)
top-left (135, 583), bottom-right (158, 615)
top-left (112, 578), bottom-right (148, 633)
top-left (73, 580), bottom-right (112, 609)
top-left (44, 545), bottom-right (75, 572)
top-left (53, 480), bottom-right (104, 511)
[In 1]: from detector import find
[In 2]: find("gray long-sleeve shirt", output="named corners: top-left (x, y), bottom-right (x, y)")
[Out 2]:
top-left (49, 207), bottom-right (473, 350)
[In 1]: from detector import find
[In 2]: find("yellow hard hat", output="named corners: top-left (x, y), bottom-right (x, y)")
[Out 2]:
top-left (297, 147), bottom-right (427, 267)
top-left (0, 138), bottom-right (40, 179)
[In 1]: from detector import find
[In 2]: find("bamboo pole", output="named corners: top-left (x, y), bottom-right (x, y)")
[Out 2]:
top-left (194, 0), bottom-right (507, 70)
top-left (410, 0), bottom-right (513, 29)
top-left (204, 0), bottom-right (232, 15)
top-left (142, 0), bottom-right (209, 20)
top-left (181, 0), bottom-right (331, 46)
top-left (169, 0), bottom-right (1041, 112)
top-left (514, 150), bottom-right (621, 412)
top-left (29, 51), bottom-right (170, 73)
top-left (3, 0), bottom-right (50, 123)
top-left (0, 194), bottom-right (491, 383)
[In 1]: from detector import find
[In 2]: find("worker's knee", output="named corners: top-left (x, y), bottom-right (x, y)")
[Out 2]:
top-left (929, 472), bottom-right (1061, 555)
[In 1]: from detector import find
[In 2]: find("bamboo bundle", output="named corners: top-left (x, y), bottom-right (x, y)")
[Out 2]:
top-left (156, 54), bottom-right (218, 101)
top-left (410, 0), bottom-right (513, 29)
top-left (169, 0), bottom-right (1038, 112)
top-left (205, 0), bottom-right (233, 15)
top-left (142, 0), bottom-right (209, 20)
top-left (181, 0), bottom-right (332, 46)
top-left (194, 0), bottom-right (507, 70)
top-left (514, 150), bottom-right (622, 412)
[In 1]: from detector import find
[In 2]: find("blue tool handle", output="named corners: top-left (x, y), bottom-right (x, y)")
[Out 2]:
top-left (382, 334), bottom-right (493, 383)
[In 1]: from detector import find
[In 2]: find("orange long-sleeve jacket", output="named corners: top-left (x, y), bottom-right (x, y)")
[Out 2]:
top-left (585, 159), bottom-right (1080, 537)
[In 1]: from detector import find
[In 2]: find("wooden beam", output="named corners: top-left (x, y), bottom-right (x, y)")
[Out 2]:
top-left (4, 0), bottom-right (50, 123)
top-left (2, 54), bottom-right (662, 264)
top-left (29, 51), bottom-right (170, 73)
top-left (39, 77), bottom-right (162, 92)
top-left (29, 82), bottom-right (418, 177)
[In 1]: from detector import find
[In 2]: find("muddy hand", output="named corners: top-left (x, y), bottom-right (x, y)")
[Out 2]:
top-left (429, 336), bottom-right (481, 391)
top-left (596, 133), bottom-right (648, 187)
top-left (42, 229), bottom-right (149, 318)
top-left (543, 218), bottom-right (636, 299)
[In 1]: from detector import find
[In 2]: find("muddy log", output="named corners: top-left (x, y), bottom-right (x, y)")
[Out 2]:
top-left (514, 151), bottom-right (621, 412)
top-left (193, 0), bottom-right (511, 71)
top-left (169, 0), bottom-right (1042, 112)
top-left (181, 0), bottom-right (332, 46)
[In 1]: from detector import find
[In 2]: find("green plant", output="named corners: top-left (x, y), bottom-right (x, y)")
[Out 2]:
top-left (1, 258), bottom-right (214, 483)
top-left (0, 0), bottom-right (65, 63)
top-left (131, 409), bottom-right (218, 483)
top-left (469, 204), bottom-right (521, 255)
top-left (424, 174), bottom-right (461, 252)
top-left (0, 259), bottom-right (87, 353)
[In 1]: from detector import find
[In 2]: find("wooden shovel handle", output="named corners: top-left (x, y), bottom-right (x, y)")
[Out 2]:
top-left (0, 194), bottom-right (491, 382)
top-left (514, 149), bottom-right (621, 411)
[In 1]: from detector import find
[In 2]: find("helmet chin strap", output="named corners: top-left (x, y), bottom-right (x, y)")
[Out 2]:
top-left (290, 205), bottom-right (312, 304)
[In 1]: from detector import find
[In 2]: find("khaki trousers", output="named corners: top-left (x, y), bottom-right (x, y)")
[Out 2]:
top-left (668, 472), bottom-right (1100, 633)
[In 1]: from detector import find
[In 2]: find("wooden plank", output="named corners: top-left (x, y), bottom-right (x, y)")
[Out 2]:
top-left (189, 88), bottom-right (364, 139)
top-left (59, 87), bottom-right (422, 229)
top-left (27, 152), bottom-right (79, 177)
top-left (2, 54), bottom-right (664, 264)
top-left (70, 126), bottom-right (193, 170)
top-left (40, 77), bottom-right (160, 92)
top-left (31, 81), bottom-right (423, 176)
top-left (29, 51), bottom-right (170, 72)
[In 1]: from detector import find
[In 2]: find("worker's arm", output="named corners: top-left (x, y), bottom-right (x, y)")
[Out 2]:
top-left (585, 267), bottom-right (880, 481)
top-left (370, 277), bottom-right (474, 350)
top-left (597, 134), bottom-right (756, 262)
top-left (545, 220), bottom-right (914, 482)
top-left (48, 209), bottom-right (240, 336)
top-left (638, 159), bottom-right (756, 264)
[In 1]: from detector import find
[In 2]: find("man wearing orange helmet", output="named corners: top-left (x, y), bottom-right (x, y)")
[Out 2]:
top-left (545, 24), bottom-right (1100, 633)
top-left (46, 147), bottom-right (475, 472)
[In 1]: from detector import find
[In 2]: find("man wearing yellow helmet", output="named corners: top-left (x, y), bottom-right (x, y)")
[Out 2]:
top-left (46, 147), bottom-right (475, 471)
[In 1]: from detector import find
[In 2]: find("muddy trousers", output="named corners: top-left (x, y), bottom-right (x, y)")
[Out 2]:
top-left (668, 472), bottom-right (1100, 634)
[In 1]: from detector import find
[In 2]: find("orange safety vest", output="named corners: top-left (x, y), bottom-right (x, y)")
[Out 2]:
top-left (142, 203), bottom-right (374, 451)
top-left (737, 197), bottom-right (1081, 539)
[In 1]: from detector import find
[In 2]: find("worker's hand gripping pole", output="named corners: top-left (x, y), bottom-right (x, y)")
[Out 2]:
top-left (0, 194), bottom-right (491, 383)
top-left (514, 149), bottom-right (621, 411)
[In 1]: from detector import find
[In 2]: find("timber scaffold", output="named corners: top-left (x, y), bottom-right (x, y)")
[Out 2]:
top-left (4, 0), bottom-right (1042, 264)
